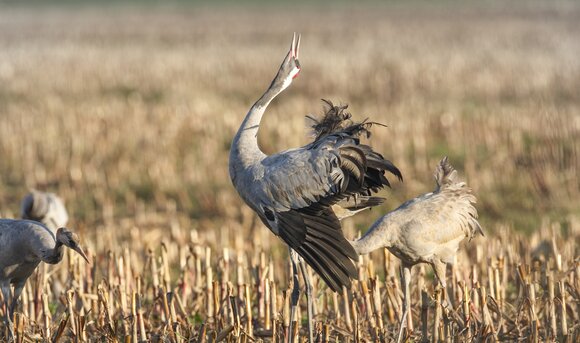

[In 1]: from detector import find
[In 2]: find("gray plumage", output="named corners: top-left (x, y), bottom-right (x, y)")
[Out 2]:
top-left (20, 190), bottom-right (69, 230)
top-left (0, 219), bottom-right (88, 340)
top-left (229, 34), bottom-right (401, 342)
top-left (229, 36), bottom-right (401, 292)
top-left (350, 157), bottom-right (482, 342)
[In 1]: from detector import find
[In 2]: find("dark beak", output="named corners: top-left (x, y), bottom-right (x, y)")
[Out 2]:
top-left (73, 245), bottom-right (90, 264)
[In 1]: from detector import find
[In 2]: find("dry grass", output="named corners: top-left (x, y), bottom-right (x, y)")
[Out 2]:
top-left (0, 1), bottom-right (578, 341)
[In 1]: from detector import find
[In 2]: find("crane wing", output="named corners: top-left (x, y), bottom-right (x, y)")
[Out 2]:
top-left (256, 128), bottom-right (401, 292)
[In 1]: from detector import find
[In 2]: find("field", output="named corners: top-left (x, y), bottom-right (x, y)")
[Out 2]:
top-left (0, 1), bottom-right (579, 342)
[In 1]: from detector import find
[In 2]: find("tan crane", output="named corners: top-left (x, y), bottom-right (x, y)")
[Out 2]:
top-left (351, 157), bottom-right (483, 342)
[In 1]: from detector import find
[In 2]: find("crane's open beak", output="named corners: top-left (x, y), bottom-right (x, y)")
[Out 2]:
top-left (73, 245), bottom-right (90, 264)
top-left (291, 32), bottom-right (301, 60)
top-left (290, 33), bottom-right (301, 78)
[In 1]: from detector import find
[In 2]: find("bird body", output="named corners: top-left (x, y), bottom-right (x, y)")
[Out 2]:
top-left (0, 220), bottom-right (65, 283)
top-left (229, 36), bottom-right (401, 293)
top-left (231, 101), bottom-right (402, 292)
top-left (229, 34), bottom-right (401, 341)
top-left (351, 157), bottom-right (482, 343)
top-left (0, 219), bottom-right (88, 341)
top-left (20, 190), bottom-right (68, 231)
top-left (351, 156), bottom-right (482, 276)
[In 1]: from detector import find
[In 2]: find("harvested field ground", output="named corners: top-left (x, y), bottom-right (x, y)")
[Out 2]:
top-left (0, 1), bottom-right (578, 341)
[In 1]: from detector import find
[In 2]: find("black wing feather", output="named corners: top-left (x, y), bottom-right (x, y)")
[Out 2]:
top-left (277, 203), bottom-right (357, 292)
top-left (268, 100), bottom-right (403, 292)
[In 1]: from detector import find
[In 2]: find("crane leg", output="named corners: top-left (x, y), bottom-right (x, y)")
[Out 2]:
top-left (299, 261), bottom-right (314, 343)
top-left (288, 250), bottom-right (301, 343)
top-left (396, 264), bottom-right (412, 343)
top-left (1, 283), bottom-right (14, 342)
top-left (9, 281), bottom-right (25, 320)
top-left (431, 260), bottom-right (462, 323)
top-left (431, 259), bottom-right (448, 302)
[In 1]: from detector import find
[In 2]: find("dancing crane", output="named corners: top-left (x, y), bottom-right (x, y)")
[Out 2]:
top-left (229, 34), bottom-right (402, 341)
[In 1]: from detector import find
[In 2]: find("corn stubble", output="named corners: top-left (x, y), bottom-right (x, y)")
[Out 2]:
top-left (0, 220), bottom-right (578, 342)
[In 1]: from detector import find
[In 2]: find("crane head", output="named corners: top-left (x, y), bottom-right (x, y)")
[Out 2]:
top-left (273, 33), bottom-right (301, 91)
top-left (56, 228), bottom-right (90, 264)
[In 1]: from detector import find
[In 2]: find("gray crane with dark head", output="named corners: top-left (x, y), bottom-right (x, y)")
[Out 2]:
top-left (229, 34), bottom-right (402, 341)
top-left (351, 157), bottom-right (483, 342)
top-left (0, 219), bottom-right (89, 341)
top-left (20, 190), bottom-right (69, 231)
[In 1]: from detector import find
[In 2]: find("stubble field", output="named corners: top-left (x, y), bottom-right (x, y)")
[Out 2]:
top-left (0, 2), bottom-right (578, 342)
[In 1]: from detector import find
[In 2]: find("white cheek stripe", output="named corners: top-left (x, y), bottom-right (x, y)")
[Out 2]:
top-left (282, 67), bottom-right (300, 88)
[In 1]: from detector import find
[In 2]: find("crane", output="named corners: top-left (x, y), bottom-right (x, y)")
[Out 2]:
top-left (20, 190), bottom-right (69, 230)
top-left (229, 33), bottom-right (402, 341)
top-left (0, 219), bottom-right (89, 341)
top-left (351, 157), bottom-right (483, 342)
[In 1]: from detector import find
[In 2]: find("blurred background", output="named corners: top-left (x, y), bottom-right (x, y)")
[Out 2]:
top-left (1, 1), bottom-right (578, 241)
top-left (0, 1), bottom-right (578, 340)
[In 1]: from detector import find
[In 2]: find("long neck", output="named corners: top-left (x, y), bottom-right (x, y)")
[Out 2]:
top-left (230, 76), bottom-right (289, 170)
top-left (350, 215), bottom-right (397, 255)
top-left (43, 240), bottom-right (65, 264)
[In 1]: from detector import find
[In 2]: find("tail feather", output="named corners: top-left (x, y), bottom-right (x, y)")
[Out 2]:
top-left (434, 156), bottom-right (458, 191)
top-left (306, 99), bottom-right (352, 139)
top-left (307, 99), bottom-right (381, 141)
top-left (306, 99), bottom-right (403, 221)
top-left (434, 157), bottom-right (484, 238)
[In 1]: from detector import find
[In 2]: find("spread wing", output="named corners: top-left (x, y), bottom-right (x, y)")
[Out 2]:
top-left (256, 126), bottom-right (402, 292)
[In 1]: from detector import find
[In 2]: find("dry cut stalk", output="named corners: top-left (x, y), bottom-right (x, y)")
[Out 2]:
top-left (342, 286), bottom-right (352, 331)
top-left (462, 282), bottom-right (471, 340)
top-left (283, 290), bottom-right (290, 341)
top-left (528, 283), bottom-right (538, 343)
top-left (264, 278), bottom-right (271, 330)
top-left (66, 290), bottom-right (76, 337)
top-left (547, 273), bottom-right (556, 339)
top-left (271, 280), bottom-right (277, 340)
top-left (360, 281), bottom-right (376, 329)
top-left (371, 278), bottom-right (384, 330)
top-left (558, 281), bottom-right (568, 338)
top-left (432, 288), bottom-right (441, 342)
top-left (244, 284), bottom-right (253, 337)
top-left (131, 291), bottom-right (137, 343)
top-left (42, 291), bottom-right (51, 339)
top-left (421, 289), bottom-right (429, 342)
top-left (479, 285), bottom-right (495, 340)
top-left (351, 299), bottom-right (359, 343)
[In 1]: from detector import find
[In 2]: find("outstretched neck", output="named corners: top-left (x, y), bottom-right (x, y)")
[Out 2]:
top-left (237, 85), bottom-right (282, 141)
top-left (43, 241), bottom-right (64, 264)
top-left (230, 78), bottom-right (288, 169)
top-left (350, 215), bottom-right (396, 255)
top-left (229, 33), bottom-right (300, 176)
